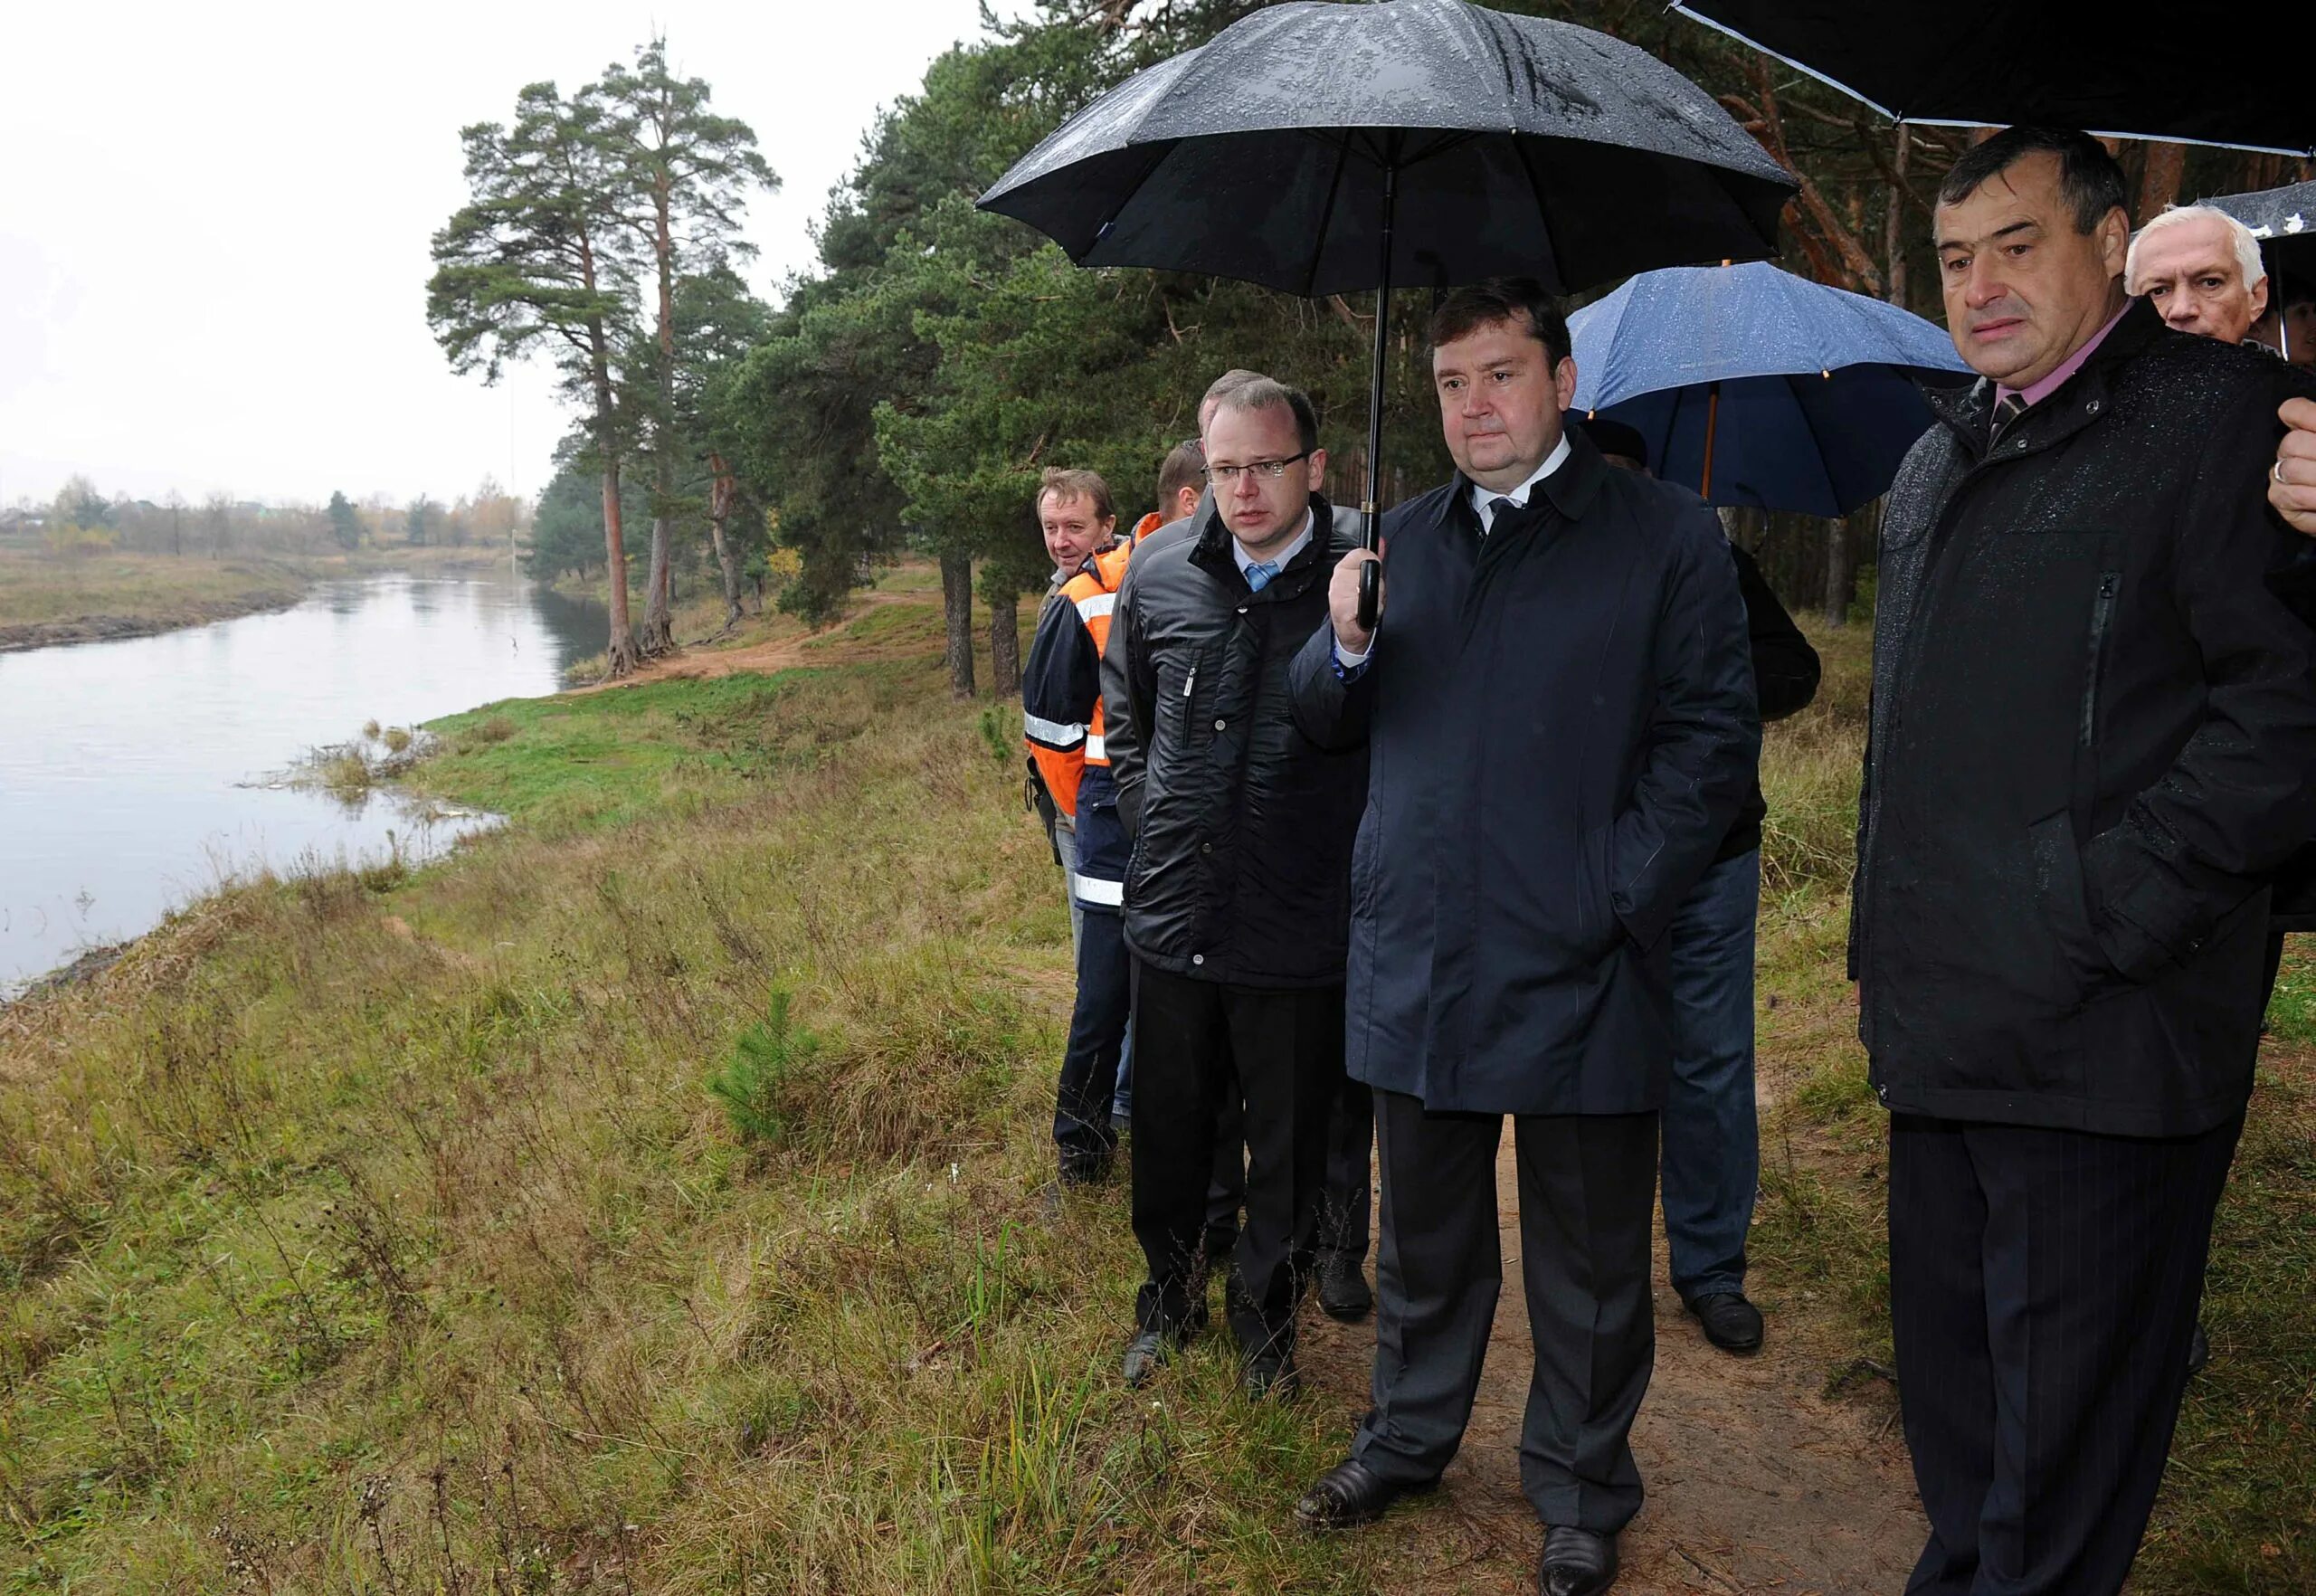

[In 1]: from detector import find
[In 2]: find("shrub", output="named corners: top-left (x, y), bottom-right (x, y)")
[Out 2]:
top-left (708, 988), bottom-right (817, 1145)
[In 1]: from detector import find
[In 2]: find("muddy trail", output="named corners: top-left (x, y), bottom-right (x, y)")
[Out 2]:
top-left (1300, 1136), bottom-right (1926, 1595)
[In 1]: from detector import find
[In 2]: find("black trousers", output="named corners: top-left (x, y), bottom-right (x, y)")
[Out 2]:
top-left (1889, 1110), bottom-right (2244, 1595)
top-left (1129, 960), bottom-right (1341, 1360)
top-left (1353, 1090), bottom-right (1659, 1534)
top-left (1050, 907), bottom-right (1128, 1177)
top-left (1206, 1059), bottom-right (1373, 1264)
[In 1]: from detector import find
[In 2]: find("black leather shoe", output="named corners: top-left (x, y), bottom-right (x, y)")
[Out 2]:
top-left (1122, 1325), bottom-right (1184, 1388)
top-left (1538, 1525), bottom-right (1618, 1596)
top-left (1244, 1349), bottom-right (1300, 1401)
top-left (1293, 1458), bottom-right (1434, 1529)
top-left (1688, 1291), bottom-right (1764, 1354)
top-left (2187, 1321), bottom-right (2211, 1377)
top-left (1316, 1251), bottom-right (1374, 1322)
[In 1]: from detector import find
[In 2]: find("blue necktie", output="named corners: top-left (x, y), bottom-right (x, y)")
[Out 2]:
top-left (1245, 560), bottom-right (1279, 591)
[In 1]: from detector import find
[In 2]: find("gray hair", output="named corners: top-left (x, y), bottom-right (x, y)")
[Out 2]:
top-left (2128, 204), bottom-right (2268, 293)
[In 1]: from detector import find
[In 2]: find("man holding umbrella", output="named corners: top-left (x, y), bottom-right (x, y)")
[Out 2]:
top-left (1855, 127), bottom-right (2316, 1594)
top-left (1287, 279), bottom-right (1757, 1596)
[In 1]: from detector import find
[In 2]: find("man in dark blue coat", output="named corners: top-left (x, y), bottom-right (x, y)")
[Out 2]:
top-left (1287, 280), bottom-right (1758, 1596)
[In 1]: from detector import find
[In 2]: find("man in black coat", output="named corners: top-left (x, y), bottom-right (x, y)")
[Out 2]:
top-left (1287, 280), bottom-right (1758, 1596)
top-left (1100, 378), bottom-right (1367, 1398)
top-left (1853, 128), bottom-right (2316, 1595)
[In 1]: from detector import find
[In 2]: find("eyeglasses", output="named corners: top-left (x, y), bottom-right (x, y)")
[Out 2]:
top-left (1203, 451), bottom-right (1311, 486)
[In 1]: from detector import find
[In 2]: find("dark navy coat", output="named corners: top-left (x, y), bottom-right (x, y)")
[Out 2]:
top-left (1288, 432), bottom-right (1758, 1115)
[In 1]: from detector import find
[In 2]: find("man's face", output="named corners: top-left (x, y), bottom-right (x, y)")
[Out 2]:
top-left (1935, 151), bottom-right (2130, 388)
top-left (2131, 214), bottom-right (2266, 343)
top-left (1202, 401), bottom-right (1322, 553)
top-left (2286, 300), bottom-right (2316, 368)
top-left (1432, 317), bottom-right (1578, 492)
top-left (1039, 492), bottom-right (1114, 569)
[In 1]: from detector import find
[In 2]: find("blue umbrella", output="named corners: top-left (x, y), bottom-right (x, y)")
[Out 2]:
top-left (1568, 261), bottom-right (1970, 516)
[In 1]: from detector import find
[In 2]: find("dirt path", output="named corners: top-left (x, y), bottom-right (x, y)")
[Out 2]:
top-left (1304, 1138), bottom-right (1926, 1594)
top-left (572, 590), bottom-right (916, 694)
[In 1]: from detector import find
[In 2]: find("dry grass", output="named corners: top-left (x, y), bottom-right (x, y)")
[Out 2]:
top-left (0, 592), bottom-right (1377, 1593)
top-left (0, 550), bottom-right (306, 638)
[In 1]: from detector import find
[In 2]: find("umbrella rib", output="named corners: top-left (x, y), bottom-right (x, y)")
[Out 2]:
top-left (1304, 136), bottom-right (1354, 301)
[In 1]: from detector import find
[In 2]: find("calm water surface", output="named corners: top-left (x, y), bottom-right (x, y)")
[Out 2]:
top-left (0, 573), bottom-right (606, 994)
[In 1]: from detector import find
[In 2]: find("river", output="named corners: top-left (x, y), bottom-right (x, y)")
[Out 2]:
top-left (0, 572), bottom-right (607, 996)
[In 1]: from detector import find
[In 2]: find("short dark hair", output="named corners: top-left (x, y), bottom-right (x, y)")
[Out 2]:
top-left (1937, 127), bottom-right (2128, 235)
top-left (1037, 466), bottom-right (1113, 523)
top-left (1210, 377), bottom-right (1320, 455)
top-left (1428, 278), bottom-right (1572, 365)
top-left (1155, 442), bottom-right (1205, 507)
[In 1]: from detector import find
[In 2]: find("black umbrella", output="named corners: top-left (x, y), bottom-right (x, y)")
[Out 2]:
top-left (2210, 178), bottom-right (2316, 361)
top-left (979, 0), bottom-right (1795, 625)
top-left (1672, 1), bottom-right (2313, 157)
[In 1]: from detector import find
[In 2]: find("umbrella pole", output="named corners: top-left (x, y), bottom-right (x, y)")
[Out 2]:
top-left (1356, 162), bottom-right (1397, 632)
top-left (1700, 379), bottom-right (1722, 499)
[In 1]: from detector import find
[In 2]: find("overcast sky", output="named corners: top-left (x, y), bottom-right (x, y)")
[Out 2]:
top-left (0, 0), bottom-right (1017, 511)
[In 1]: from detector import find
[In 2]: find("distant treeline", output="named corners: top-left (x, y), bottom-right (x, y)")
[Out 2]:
top-left (4, 475), bottom-right (527, 560)
top-left (436, 1), bottom-right (2311, 683)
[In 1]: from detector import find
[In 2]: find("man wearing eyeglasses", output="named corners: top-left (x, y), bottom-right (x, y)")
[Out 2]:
top-left (1100, 376), bottom-right (1368, 1399)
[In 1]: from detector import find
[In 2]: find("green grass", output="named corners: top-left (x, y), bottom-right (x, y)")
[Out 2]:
top-left (0, 591), bottom-right (1379, 1593)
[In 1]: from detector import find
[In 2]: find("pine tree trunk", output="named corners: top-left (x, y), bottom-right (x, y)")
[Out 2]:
top-left (1822, 515), bottom-right (1854, 627)
top-left (2137, 141), bottom-right (2186, 224)
top-left (989, 591), bottom-right (1021, 698)
top-left (640, 171), bottom-right (679, 658)
top-left (590, 325), bottom-right (640, 679)
top-left (941, 554), bottom-right (976, 698)
top-left (1885, 125), bottom-right (1910, 309)
top-left (642, 498), bottom-right (674, 655)
top-left (707, 461), bottom-right (745, 629)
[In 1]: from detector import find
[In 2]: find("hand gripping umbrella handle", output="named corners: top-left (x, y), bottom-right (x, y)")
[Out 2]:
top-left (1356, 518), bottom-right (1381, 632)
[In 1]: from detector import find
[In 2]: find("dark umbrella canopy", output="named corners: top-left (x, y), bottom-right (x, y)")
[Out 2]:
top-left (979, 0), bottom-right (1796, 296)
top-left (1673, 1), bottom-right (2314, 157)
top-left (2208, 178), bottom-right (2316, 278)
top-left (1568, 261), bottom-right (1970, 516)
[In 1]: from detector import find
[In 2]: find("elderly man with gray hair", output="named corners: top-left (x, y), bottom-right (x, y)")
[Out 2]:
top-left (2127, 203), bottom-right (2275, 351)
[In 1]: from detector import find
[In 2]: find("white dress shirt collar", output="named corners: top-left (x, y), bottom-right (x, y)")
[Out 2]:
top-left (1232, 508), bottom-right (1315, 575)
top-left (1469, 432), bottom-right (1573, 534)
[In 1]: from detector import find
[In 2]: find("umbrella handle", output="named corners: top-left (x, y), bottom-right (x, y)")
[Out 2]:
top-left (1357, 534), bottom-right (1381, 630)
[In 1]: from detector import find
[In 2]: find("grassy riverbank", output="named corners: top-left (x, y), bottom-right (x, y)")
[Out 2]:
top-left (0, 582), bottom-right (2305, 1591)
top-left (0, 546), bottom-right (526, 652)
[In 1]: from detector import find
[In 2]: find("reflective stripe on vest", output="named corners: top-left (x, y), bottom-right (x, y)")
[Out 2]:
top-left (1024, 711), bottom-right (1086, 749)
top-left (1059, 540), bottom-right (1133, 767)
top-left (1070, 871), bottom-right (1125, 907)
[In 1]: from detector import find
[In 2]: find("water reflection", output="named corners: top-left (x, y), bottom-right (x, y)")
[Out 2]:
top-left (0, 573), bottom-right (609, 995)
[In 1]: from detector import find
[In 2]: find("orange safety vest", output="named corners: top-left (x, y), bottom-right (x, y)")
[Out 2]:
top-left (1025, 538), bottom-right (1132, 816)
